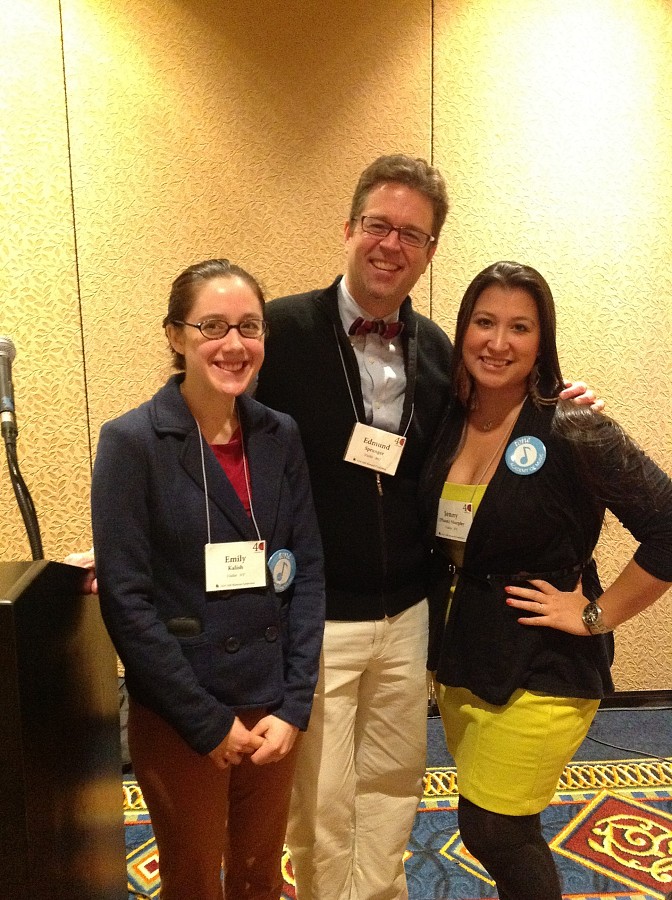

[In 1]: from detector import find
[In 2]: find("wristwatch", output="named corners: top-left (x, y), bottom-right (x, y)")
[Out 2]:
top-left (581, 601), bottom-right (612, 635)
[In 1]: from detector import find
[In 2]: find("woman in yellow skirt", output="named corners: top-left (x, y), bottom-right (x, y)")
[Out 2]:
top-left (421, 261), bottom-right (672, 900)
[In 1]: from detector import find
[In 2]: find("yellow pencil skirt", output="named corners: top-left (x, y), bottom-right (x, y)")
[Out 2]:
top-left (435, 682), bottom-right (600, 816)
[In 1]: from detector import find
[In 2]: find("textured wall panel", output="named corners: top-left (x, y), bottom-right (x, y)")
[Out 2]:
top-left (0, 0), bottom-right (91, 561)
top-left (432, 0), bottom-right (672, 689)
top-left (3, 0), bottom-right (669, 689)
top-left (61, 0), bottom-right (433, 440)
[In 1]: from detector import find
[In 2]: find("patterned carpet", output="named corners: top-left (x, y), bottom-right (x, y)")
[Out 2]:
top-left (123, 755), bottom-right (672, 899)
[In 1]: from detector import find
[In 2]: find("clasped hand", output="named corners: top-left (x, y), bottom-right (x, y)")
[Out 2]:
top-left (505, 578), bottom-right (590, 635)
top-left (208, 714), bottom-right (298, 770)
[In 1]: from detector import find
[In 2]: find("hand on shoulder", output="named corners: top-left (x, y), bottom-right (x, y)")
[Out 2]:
top-left (560, 380), bottom-right (605, 413)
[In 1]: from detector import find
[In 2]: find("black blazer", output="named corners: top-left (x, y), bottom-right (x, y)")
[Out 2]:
top-left (421, 397), bottom-right (672, 704)
top-left (91, 376), bottom-right (325, 755)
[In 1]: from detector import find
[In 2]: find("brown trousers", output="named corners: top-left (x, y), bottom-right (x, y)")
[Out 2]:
top-left (128, 698), bottom-right (299, 900)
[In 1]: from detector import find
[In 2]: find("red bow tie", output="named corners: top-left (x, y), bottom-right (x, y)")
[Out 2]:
top-left (348, 317), bottom-right (405, 340)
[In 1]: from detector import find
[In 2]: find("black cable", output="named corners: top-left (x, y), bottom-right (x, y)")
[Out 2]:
top-left (4, 438), bottom-right (43, 559)
top-left (583, 734), bottom-right (671, 763)
top-left (586, 705), bottom-right (672, 761)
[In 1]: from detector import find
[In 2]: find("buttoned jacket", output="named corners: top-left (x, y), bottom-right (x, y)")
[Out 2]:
top-left (255, 277), bottom-right (453, 621)
top-left (91, 376), bottom-right (325, 755)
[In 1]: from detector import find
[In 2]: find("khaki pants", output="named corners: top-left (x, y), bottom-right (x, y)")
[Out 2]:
top-left (286, 600), bottom-right (429, 900)
top-left (129, 699), bottom-right (299, 900)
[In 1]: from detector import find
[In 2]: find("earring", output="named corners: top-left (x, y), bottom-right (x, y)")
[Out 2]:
top-left (455, 361), bottom-right (473, 407)
top-left (528, 362), bottom-right (541, 403)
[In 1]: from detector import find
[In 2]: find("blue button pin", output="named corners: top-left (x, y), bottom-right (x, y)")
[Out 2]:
top-left (505, 436), bottom-right (547, 475)
top-left (268, 549), bottom-right (296, 593)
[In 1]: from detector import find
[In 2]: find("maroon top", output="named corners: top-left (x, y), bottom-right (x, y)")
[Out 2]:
top-left (210, 428), bottom-right (251, 515)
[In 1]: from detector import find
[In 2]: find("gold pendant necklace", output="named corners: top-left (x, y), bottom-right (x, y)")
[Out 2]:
top-left (471, 399), bottom-right (524, 483)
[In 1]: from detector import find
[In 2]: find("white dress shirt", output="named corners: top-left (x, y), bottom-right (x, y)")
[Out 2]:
top-left (338, 278), bottom-right (406, 433)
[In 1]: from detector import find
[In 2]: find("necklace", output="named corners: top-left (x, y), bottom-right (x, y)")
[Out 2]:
top-left (473, 428), bottom-right (511, 484)
top-left (470, 400), bottom-right (524, 484)
top-left (472, 411), bottom-right (506, 432)
top-left (470, 397), bottom-right (524, 433)
top-left (470, 408), bottom-right (499, 432)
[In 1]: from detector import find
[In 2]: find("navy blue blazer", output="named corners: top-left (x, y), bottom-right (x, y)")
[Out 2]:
top-left (91, 375), bottom-right (325, 755)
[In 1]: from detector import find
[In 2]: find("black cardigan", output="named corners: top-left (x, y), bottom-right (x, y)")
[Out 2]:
top-left (256, 277), bottom-right (453, 621)
top-left (420, 397), bottom-right (672, 703)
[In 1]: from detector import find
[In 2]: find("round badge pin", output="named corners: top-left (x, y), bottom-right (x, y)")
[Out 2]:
top-left (268, 549), bottom-right (296, 593)
top-left (505, 436), bottom-right (547, 475)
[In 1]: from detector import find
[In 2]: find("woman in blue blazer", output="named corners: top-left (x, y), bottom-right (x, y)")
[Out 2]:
top-left (421, 261), bottom-right (672, 900)
top-left (91, 259), bottom-right (325, 900)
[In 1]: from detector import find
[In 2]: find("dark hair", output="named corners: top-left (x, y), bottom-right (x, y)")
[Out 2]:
top-left (348, 154), bottom-right (449, 239)
top-left (451, 262), bottom-right (664, 511)
top-left (451, 260), bottom-right (564, 410)
top-left (163, 258), bottom-right (265, 370)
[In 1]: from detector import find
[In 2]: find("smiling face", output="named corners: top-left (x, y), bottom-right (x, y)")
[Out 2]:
top-left (462, 284), bottom-right (540, 401)
top-left (166, 275), bottom-right (265, 402)
top-left (343, 182), bottom-right (437, 318)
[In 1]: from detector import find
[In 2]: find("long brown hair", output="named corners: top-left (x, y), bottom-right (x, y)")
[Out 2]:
top-left (451, 261), bottom-right (564, 410)
top-left (449, 262), bottom-right (667, 511)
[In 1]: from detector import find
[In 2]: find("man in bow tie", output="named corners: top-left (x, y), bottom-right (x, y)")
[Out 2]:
top-left (255, 154), bottom-right (596, 900)
top-left (255, 155), bottom-right (451, 900)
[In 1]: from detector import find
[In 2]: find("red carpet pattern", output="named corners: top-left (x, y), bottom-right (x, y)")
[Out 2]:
top-left (552, 791), bottom-right (672, 898)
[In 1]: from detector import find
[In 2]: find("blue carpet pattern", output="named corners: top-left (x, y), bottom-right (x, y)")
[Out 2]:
top-left (123, 709), bottom-right (672, 899)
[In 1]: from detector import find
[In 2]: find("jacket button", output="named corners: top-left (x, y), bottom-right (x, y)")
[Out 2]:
top-left (264, 626), bottom-right (279, 642)
top-left (225, 637), bottom-right (241, 653)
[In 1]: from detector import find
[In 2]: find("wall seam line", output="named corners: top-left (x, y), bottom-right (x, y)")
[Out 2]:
top-left (429, 0), bottom-right (435, 321)
top-left (58, 1), bottom-right (94, 481)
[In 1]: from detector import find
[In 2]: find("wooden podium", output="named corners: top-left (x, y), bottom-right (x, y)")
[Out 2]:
top-left (0, 560), bottom-right (127, 899)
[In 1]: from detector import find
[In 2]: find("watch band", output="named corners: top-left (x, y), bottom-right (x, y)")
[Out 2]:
top-left (581, 600), bottom-right (612, 635)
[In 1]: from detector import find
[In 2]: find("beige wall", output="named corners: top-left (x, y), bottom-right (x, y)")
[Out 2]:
top-left (1, 0), bottom-right (670, 689)
top-left (1, 0), bottom-right (90, 560)
top-left (431, 0), bottom-right (672, 690)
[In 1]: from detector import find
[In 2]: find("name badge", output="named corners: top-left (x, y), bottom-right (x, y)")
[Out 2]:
top-left (436, 498), bottom-right (473, 542)
top-left (343, 422), bottom-right (406, 475)
top-left (205, 540), bottom-right (267, 592)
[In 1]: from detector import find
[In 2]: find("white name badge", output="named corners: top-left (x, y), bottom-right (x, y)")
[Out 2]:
top-left (343, 422), bottom-right (406, 475)
top-left (436, 498), bottom-right (474, 542)
top-left (205, 540), bottom-right (267, 592)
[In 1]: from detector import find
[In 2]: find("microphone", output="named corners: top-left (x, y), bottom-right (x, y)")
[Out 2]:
top-left (0, 334), bottom-right (42, 558)
top-left (0, 334), bottom-right (18, 442)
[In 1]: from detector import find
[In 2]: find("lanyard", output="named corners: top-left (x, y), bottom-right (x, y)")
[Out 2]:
top-left (333, 322), bottom-right (415, 440)
top-left (196, 415), bottom-right (262, 543)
